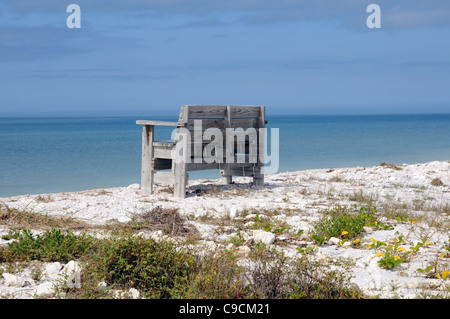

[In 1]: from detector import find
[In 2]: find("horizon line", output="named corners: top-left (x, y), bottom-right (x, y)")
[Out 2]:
top-left (1, 111), bottom-right (450, 118)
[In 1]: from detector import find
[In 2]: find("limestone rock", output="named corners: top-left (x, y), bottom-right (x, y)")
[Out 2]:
top-left (236, 245), bottom-right (251, 258)
top-left (328, 237), bottom-right (340, 245)
top-left (45, 262), bottom-right (63, 276)
top-left (229, 206), bottom-right (239, 219)
top-left (35, 282), bottom-right (55, 296)
top-left (2, 273), bottom-right (25, 288)
top-left (60, 260), bottom-right (82, 289)
top-left (251, 230), bottom-right (275, 246)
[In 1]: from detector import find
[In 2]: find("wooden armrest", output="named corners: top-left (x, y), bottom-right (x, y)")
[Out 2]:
top-left (136, 120), bottom-right (183, 126)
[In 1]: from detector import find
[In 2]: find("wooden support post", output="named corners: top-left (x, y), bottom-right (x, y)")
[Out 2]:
top-left (252, 167), bottom-right (264, 187)
top-left (253, 106), bottom-right (265, 187)
top-left (174, 162), bottom-right (187, 198)
top-left (220, 174), bottom-right (232, 185)
top-left (141, 125), bottom-right (154, 194)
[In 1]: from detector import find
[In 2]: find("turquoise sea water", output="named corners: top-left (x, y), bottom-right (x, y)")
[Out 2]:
top-left (1, 114), bottom-right (449, 197)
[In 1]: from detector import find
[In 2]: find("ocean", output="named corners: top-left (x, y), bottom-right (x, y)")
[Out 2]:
top-left (1, 114), bottom-right (449, 197)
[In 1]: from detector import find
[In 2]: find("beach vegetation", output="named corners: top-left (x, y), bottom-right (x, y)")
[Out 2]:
top-left (379, 162), bottom-right (402, 170)
top-left (0, 203), bottom-right (92, 231)
top-left (0, 227), bottom-right (365, 299)
top-left (0, 228), bottom-right (95, 263)
top-left (311, 205), bottom-right (391, 245)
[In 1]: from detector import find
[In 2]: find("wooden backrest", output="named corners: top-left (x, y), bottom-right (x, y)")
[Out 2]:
top-left (175, 105), bottom-right (265, 165)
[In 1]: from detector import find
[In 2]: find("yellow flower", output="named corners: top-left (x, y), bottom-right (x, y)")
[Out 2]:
top-left (353, 238), bottom-right (361, 244)
top-left (393, 255), bottom-right (402, 260)
top-left (426, 242), bottom-right (433, 246)
top-left (341, 231), bottom-right (348, 236)
top-left (392, 238), bottom-right (398, 243)
top-left (442, 271), bottom-right (450, 279)
top-left (411, 220), bottom-right (416, 224)
top-left (375, 252), bottom-right (384, 258)
top-left (398, 247), bottom-right (406, 252)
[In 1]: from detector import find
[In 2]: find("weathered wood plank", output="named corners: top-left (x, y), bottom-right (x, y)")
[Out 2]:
top-left (230, 106), bottom-right (262, 117)
top-left (153, 145), bottom-right (174, 159)
top-left (230, 117), bottom-right (259, 129)
top-left (141, 125), bottom-right (154, 194)
top-left (153, 171), bottom-right (175, 184)
top-left (185, 162), bottom-right (220, 171)
top-left (186, 118), bottom-right (225, 131)
top-left (174, 162), bottom-right (187, 198)
top-left (187, 105), bottom-right (227, 118)
top-left (221, 167), bottom-right (263, 177)
top-left (136, 120), bottom-right (180, 126)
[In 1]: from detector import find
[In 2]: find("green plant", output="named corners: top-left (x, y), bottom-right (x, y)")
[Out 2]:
top-left (409, 238), bottom-right (434, 255)
top-left (30, 262), bottom-right (45, 281)
top-left (84, 233), bottom-right (194, 299)
top-left (376, 251), bottom-right (403, 269)
top-left (296, 246), bottom-right (317, 255)
top-left (312, 205), bottom-right (389, 245)
top-left (0, 228), bottom-right (95, 263)
top-left (417, 256), bottom-right (450, 280)
top-left (228, 232), bottom-right (245, 246)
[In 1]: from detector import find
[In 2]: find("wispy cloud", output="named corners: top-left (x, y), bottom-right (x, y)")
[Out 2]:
top-left (2, 0), bottom-right (450, 28)
top-left (0, 26), bottom-right (87, 61)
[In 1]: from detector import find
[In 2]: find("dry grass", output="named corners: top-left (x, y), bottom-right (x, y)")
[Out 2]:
top-left (123, 206), bottom-right (199, 237)
top-left (380, 162), bottom-right (402, 170)
top-left (0, 203), bottom-right (92, 231)
top-left (430, 178), bottom-right (444, 186)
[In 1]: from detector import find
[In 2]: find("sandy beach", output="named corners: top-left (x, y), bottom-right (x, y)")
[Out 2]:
top-left (1, 160), bottom-right (449, 299)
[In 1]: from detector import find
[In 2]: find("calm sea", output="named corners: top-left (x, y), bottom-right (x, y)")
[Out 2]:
top-left (1, 114), bottom-right (449, 197)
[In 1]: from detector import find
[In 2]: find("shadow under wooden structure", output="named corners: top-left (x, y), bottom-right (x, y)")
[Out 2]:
top-left (136, 105), bottom-right (266, 198)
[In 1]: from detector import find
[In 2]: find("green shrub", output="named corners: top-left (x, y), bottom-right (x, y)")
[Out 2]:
top-left (312, 205), bottom-right (391, 245)
top-left (182, 251), bottom-right (252, 299)
top-left (83, 233), bottom-right (194, 298)
top-left (287, 256), bottom-right (364, 299)
top-left (0, 228), bottom-right (94, 262)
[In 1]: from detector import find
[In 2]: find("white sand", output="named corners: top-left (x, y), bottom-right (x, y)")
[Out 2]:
top-left (1, 160), bottom-right (449, 298)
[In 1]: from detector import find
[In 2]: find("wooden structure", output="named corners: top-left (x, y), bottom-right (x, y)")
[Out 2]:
top-left (136, 105), bottom-right (266, 198)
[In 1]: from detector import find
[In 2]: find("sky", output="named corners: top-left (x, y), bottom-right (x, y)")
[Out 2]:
top-left (0, 0), bottom-right (449, 117)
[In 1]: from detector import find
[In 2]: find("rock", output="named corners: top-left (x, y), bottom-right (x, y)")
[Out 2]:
top-left (113, 288), bottom-right (141, 299)
top-left (368, 256), bottom-right (382, 269)
top-left (45, 262), bottom-right (63, 276)
top-left (236, 245), bottom-right (251, 258)
top-left (128, 288), bottom-right (140, 299)
top-left (287, 217), bottom-right (311, 235)
top-left (331, 171), bottom-right (340, 178)
top-left (297, 221), bottom-right (311, 235)
top-left (97, 281), bottom-right (108, 292)
top-left (341, 241), bottom-right (351, 248)
top-left (60, 260), bottom-right (82, 289)
top-left (244, 221), bottom-right (255, 228)
top-left (117, 216), bottom-right (131, 223)
top-left (363, 226), bottom-right (373, 234)
top-left (244, 214), bottom-right (258, 221)
top-left (127, 183), bottom-right (140, 190)
top-left (149, 230), bottom-right (164, 240)
top-left (229, 206), bottom-right (239, 218)
top-left (251, 230), bottom-right (275, 246)
top-left (35, 282), bottom-right (55, 296)
top-left (2, 273), bottom-right (25, 287)
top-left (328, 237), bottom-right (340, 245)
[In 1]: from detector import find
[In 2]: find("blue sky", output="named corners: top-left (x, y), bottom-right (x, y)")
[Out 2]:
top-left (0, 0), bottom-right (449, 116)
